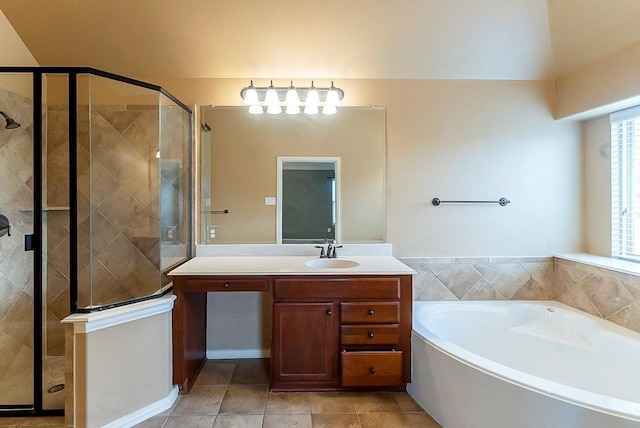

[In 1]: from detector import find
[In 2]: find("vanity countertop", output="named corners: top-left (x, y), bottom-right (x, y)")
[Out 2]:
top-left (169, 256), bottom-right (416, 276)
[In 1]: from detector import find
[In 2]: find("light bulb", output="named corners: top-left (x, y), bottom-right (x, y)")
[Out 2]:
top-left (325, 82), bottom-right (340, 106)
top-left (322, 105), bottom-right (337, 115)
top-left (286, 104), bottom-right (300, 114)
top-left (304, 104), bottom-right (319, 114)
top-left (304, 82), bottom-right (320, 115)
top-left (155, 150), bottom-right (160, 159)
top-left (285, 81), bottom-right (300, 115)
top-left (267, 104), bottom-right (282, 114)
top-left (248, 105), bottom-right (264, 114)
top-left (243, 81), bottom-right (259, 105)
top-left (265, 80), bottom-right (280, 106)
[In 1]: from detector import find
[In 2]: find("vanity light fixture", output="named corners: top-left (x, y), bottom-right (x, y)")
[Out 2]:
top-left (322, 82), bottom-right (339, 115)
top-left (242, 80), bottom-right (259, 105)
top-left (285, 81), bottom-right (301, 115)
top-left (303, 82), bottom-right (320, 115)
top-left (265, 81), bottom-right (282, 115)
top-left (240, 80), bottom-right (344, 115)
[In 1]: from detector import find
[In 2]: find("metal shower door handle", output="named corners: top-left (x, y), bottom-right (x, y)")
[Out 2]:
top-left (0, 214), bottom-right (10, 237)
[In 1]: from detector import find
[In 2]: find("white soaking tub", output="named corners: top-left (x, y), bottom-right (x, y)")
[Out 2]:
top-left (408, 301), bottom-right (640, 428)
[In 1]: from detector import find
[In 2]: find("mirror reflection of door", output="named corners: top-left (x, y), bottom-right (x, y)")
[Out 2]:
top-left (277, 157), bottom-right (341, 244)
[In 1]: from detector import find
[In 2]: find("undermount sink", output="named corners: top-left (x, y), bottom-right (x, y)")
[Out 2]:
top-left (305, 258), bottom-right (360, 269)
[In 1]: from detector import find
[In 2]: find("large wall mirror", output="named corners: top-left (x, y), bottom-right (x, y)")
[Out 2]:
top-left (199, 106), bottom-right (386, 244)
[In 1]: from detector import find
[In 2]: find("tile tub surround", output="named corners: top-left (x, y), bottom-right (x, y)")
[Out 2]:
top-left (401, 256), bottom-right (555, 302)
top-left (555, 256), bottom-right (640, 334)
top-left (400, 255), bottom-right (640, 335)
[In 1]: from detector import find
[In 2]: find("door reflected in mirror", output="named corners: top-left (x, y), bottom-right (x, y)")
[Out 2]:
top-left (277, 157), bottom-right (340, 244)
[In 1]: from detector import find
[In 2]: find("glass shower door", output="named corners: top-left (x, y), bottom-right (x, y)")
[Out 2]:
top-left (42, 73), bottom-right (69, 411)
top-left (0, 73), bottom-right (34, 410)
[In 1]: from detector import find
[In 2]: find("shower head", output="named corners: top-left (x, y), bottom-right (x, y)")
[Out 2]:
top-left (0, 111), bottom-right (20, 129)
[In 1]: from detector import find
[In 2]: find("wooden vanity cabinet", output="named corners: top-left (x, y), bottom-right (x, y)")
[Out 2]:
top-left (272, 302), bottom-right (338, 386)
top-left (172, 272), bottom-right (412, 394)
top-left (271, 275), bottom-right (412, 391)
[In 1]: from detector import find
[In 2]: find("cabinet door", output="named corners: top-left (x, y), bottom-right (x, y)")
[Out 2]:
top-left (272, 302), bottom-right (337, 384)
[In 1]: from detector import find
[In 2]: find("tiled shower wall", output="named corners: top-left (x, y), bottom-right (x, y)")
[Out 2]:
top-left (0, 88), bottom-right (34, 404)
top-left (47, 103), bottom-right (183, 349)
top-left (400, 256), bottom-right (640, 335)
top-left (76, 105), bottom-right (165, 308)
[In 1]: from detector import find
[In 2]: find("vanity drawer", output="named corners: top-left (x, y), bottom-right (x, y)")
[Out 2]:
top-left (340, 302), bottom-right (399, 324)
top-left (341, 350), bottom-right (403, 387)
top-left (340, 325), bottom-right (399, 346)
top-left (273, 278), bottom-right (400, 300)
top-left (184, 277), bottom-right (269, 292)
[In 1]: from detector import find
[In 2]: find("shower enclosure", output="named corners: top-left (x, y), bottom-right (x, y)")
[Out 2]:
top-left (0, 67), bottom-right (192, 417)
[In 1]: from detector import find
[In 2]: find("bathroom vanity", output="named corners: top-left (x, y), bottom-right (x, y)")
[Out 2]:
top-left (169, 256), bottom-right (414, 393)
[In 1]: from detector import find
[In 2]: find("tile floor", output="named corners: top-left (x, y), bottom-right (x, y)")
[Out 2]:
top-left (0, 359), bottom-right (442, 428)
top-left (134, 359), bottom-right (442, 428)
top-left (0, 416), bottom-right (70, 427)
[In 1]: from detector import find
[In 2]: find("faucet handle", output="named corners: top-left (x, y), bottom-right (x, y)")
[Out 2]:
top-left (314, 245), bottom-right (326, 258)
top-left (330, 245), bottom-right (343, 258)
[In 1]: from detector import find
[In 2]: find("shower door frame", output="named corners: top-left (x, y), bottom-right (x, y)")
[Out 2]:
top-left (0, 68), bottom-right (56, 417)
top-left (0, 66), bottom-right (193, 418)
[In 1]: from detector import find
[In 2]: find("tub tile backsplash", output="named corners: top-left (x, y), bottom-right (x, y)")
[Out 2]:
top-left (400, 257), bottom-right (554, 302)
top-left (608, 302), bottom-right (640, 332)
top-left (435, 263), bottom-right (484, 299)
top-left (555, 258), bottom-right (640, 333)
top-left (402, 255), bottom-right (640, 334)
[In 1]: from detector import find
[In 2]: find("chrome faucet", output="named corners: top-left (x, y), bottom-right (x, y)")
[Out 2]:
top-left (314, 240), bottom-right (329, 258)
top-left (314, 240), bottom-right (343, 258)
top-left (329, 244), bottom-right (343, 258)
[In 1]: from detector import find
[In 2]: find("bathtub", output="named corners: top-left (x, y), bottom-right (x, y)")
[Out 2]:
top-left (408, 301), bottom-right (640, 428)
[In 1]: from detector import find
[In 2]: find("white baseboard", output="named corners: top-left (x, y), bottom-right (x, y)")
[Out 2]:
top-left (102, 385), bottom-right (178, 428)
top-left (206, 349), bottom-right (271, 359)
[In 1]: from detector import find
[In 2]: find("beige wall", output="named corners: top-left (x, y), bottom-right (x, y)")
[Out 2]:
top-left (556, 40), bottom-right (640, 256)
top-left (69, 300), bottom-right (175, 427)
top-left (0, 10), bottom-right (37, 96)
top-left (206, 292), bottom-right (271, 358)
top-left (583, 116), bottom-right (611, 256)
top-left (555, 41), bottom-right (640, 120)
top-left (156, 77), bottom-right (584, 257)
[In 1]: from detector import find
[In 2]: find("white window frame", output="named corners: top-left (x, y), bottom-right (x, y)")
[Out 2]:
top-left (610, 106), bottom-right (640, 261)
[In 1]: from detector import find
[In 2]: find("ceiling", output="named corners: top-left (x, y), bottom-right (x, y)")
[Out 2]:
top-left (1, 0), bottom-right (640, 81)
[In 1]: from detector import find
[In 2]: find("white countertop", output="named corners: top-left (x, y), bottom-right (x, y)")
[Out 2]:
top-left (168, 256), bottom-right (416, 276)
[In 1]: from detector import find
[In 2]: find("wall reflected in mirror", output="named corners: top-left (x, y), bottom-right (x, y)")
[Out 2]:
top-left (199, 106), bottom-right (386, 244)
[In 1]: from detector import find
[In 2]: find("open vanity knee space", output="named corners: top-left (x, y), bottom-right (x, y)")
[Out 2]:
top-left (169, 256), bottom-right (414, 394)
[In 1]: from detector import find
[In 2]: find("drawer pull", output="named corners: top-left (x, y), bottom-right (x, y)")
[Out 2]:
top-left (367, 332), bottom-right (374, 339)
top-left (223, 282), bottom-right (230, 288)
top-left (367, 309), bottom-right (374, 316)
top-left (369, 367), bottom-right (376, 375)
top-left (327, 310), bottom-right (333, 316)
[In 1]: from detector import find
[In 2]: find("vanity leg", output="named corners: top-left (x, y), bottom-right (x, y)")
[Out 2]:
top-left (172, 278), bottom-right (207, 394)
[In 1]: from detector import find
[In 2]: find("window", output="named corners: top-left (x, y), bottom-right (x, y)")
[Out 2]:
top-left (610, 107), bottom-right (640, 260)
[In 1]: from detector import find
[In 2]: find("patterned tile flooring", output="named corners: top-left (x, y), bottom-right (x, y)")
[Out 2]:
top-left (0, 416), bottom-right (70, 428)
top-left (0, 359), bottom-right (442, 428)
top-left (136, 359), bottom-right (442, 428)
